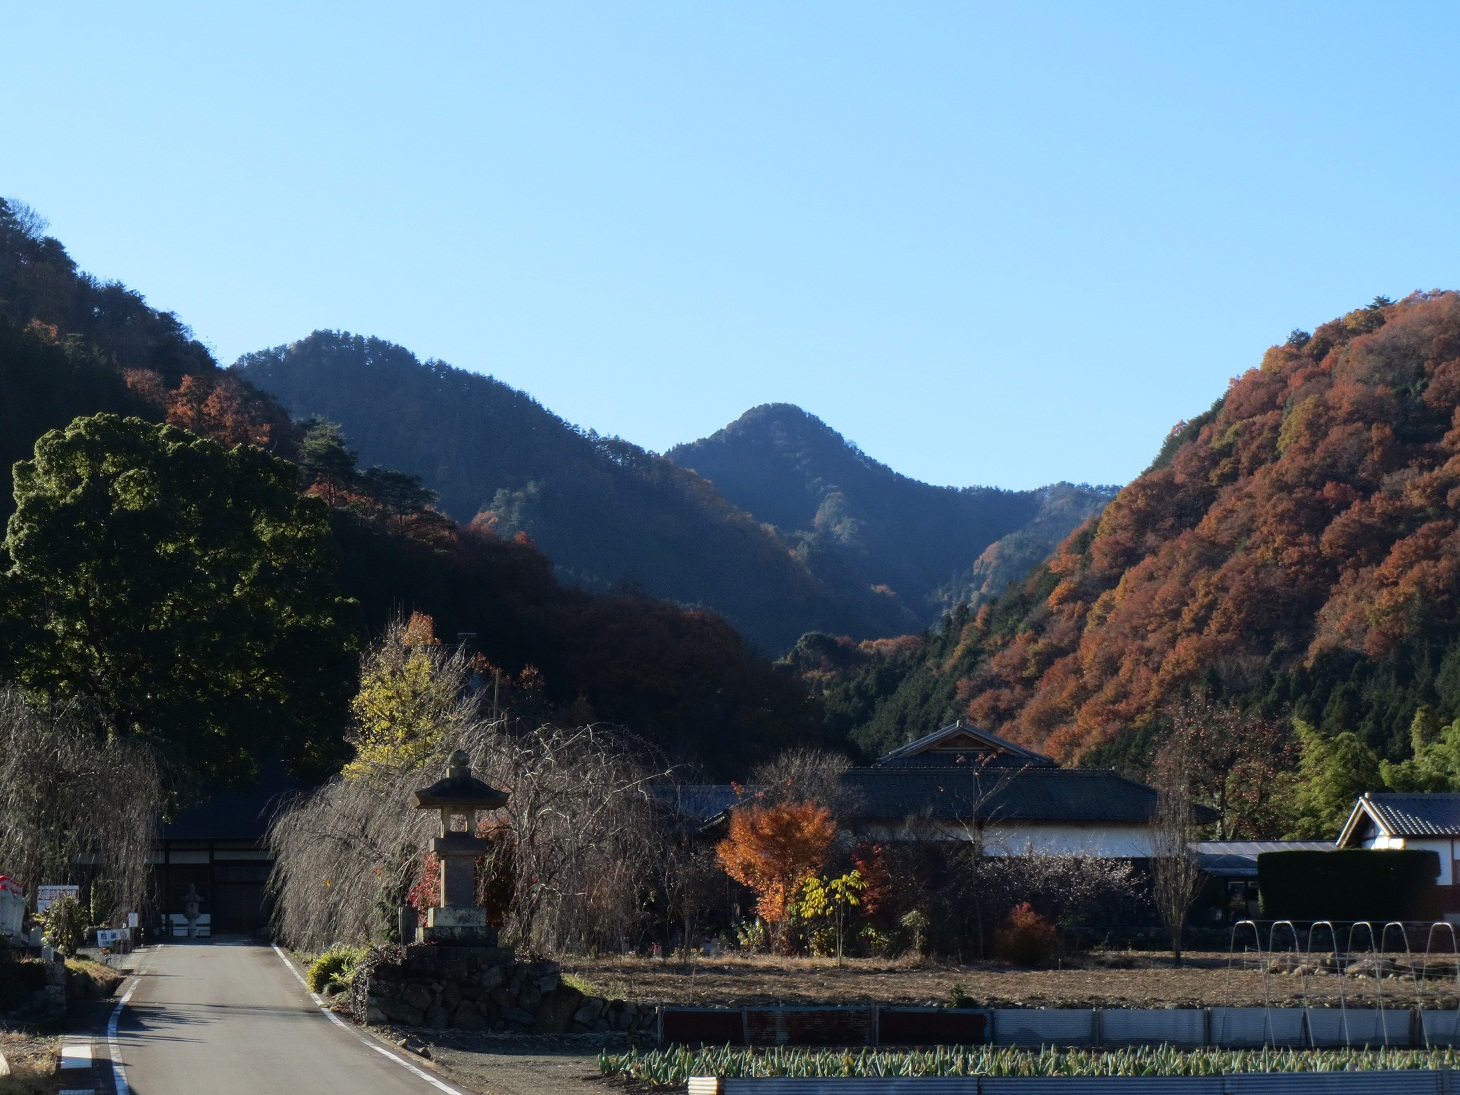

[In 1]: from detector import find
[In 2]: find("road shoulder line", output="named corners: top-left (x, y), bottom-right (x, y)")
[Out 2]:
top-left (270, 944), bottom-right (472, 1095)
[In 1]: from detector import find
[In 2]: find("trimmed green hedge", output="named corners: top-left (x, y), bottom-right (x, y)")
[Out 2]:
top-left (1258, 849), bottom-right (1440, 921)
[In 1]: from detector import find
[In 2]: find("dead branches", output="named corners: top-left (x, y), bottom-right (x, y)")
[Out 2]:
top-left (0, 689), bottom-right (159, 920)
top-left (267, 720), bottom-right (670, 954)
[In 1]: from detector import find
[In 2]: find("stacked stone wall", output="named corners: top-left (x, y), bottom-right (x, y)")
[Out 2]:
top-left (359, 944), bottom-right (653, 1035)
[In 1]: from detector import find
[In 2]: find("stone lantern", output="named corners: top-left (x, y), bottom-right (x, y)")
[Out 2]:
top-left (411, 750), bottom-right (509, 944)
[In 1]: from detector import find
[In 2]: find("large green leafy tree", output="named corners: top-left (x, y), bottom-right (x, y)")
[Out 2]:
top-left (0, 414), bottom-right (360, 792)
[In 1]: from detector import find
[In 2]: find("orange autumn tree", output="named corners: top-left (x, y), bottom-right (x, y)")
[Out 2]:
top-left (715, 801), bottom-right (836, 937)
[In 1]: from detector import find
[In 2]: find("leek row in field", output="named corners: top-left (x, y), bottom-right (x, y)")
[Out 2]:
top-left (599, 1044), bottom-right (1460, 1086)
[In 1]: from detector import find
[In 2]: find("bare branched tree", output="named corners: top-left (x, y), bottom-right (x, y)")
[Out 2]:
top-left (0, 690), bottom-right (159, 921)
top-left (749, 748), bottom-right (858, 816)
top-left (652, 842), bottom-right (727, 960)
top-left (268, 720), bottom-right (671, 954)
top-left (1149, 782), bottom-right (1204, 967)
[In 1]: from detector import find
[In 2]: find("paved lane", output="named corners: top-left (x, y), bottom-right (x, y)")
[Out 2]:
top-left (113, 942), bottom-right (461, 1095)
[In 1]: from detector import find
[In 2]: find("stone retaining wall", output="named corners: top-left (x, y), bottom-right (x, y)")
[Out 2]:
top-left (359, 944), bottom-right (652, 1035)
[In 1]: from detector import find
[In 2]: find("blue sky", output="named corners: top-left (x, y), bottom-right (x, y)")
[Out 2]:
top-left (5, 2), bottom-right (1460, 490)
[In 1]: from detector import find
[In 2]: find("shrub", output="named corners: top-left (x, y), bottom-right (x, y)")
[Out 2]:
top-left (899, 910), bottom-right (929, 957)
top-left (306, 944), bottom-right (364, 995)
top-left (40, 896), bottom-right (87, 958)
top-left (992, 902), bottom-right (1058, 967)
top-left (734, 918), bottom-right (768, 952)
top-left (859, 924), bottom-right (894, 957)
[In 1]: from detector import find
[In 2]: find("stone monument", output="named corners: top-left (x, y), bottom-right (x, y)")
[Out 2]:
top-left (181, 883), bottom-right (204, 939)
top-left (411, 750), bottom-right (508, 944)
top-left (360, 750), bottom-right (652, 1033)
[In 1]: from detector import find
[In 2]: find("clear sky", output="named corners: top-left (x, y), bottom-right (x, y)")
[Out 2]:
top-left (5, 2), bottom-right (1460, 490)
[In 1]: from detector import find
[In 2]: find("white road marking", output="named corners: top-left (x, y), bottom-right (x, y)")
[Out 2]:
top-left (59, 1042), bottom-right (94, 1067)
top-left (107, 950), bottom-right (150, 1095)
top-left (271, 945), bottom-right (467, 1095)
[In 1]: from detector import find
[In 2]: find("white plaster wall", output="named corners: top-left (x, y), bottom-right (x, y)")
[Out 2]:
top-left (857, 821), bottom-right (1154, 858)
top-left (981, 823), bottom-right (1154, 859)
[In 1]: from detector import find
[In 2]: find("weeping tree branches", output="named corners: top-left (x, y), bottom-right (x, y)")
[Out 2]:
top-left (268, 721), bottom-right (671, 954)
top-left (477, 722), bottom-right (667, 953)
top-left (0, 689), bottom-right (159, 919)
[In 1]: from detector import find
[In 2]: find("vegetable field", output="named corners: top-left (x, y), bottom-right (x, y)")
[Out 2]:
top-left (599, 1044), bottom-right (1460, 1087)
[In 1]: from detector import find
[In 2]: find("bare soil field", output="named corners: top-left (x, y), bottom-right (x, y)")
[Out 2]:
top-left (423, 1032), bottom-right (635, 1095)
top-left (560, 953), bottom-right (1460, 1011)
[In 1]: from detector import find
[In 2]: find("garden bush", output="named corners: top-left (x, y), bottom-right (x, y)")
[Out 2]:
top-left (40, 896), bottom-right (87, 958)
top-left (306, 944), bottom-right (364, 995)
top-left (992, 902), bottom-right (1058, 967)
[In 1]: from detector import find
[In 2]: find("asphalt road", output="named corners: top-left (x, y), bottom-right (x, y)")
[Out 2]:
top-left (112, 942), bottom-right (462, 1095)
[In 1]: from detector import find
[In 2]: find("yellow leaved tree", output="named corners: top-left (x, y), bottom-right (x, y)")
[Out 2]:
top-left (344, 612), bottom-right (473, 778)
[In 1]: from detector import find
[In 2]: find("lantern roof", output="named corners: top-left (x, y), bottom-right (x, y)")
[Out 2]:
top-left (411, 750), bottom-right (509, 811)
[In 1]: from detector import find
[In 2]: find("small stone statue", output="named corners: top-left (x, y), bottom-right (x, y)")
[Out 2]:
top-left (182, 883), bottom-right (204, 939)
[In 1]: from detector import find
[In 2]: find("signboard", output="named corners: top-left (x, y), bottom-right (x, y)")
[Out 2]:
top-left (96, 928), bottom-right (128, 947)
top-left (127, 912), bottom-right (139, 928)
top-left (35, 884), bottom-right (80, 913)
top-left (0, 875), bottom-right (22, 939)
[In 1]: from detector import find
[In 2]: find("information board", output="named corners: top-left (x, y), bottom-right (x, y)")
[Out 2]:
top-left (36, 884), bottom-right (80, 913)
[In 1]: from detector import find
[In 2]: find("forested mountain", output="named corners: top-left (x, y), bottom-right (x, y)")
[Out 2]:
top-left (234, 335), bottom-right (922, 651)
top-left (827, 294), bottom-right (1460, 768)
top-left (236, 342), bottom-right (1108, 652)
top-left (666, 404), bottom-right (1114, 619)
top-left (0, 199), bottom-right (822, 777)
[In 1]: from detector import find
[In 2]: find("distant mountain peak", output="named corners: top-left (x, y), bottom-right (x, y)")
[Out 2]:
top-left (667, 406), bottom-right (1112, 622)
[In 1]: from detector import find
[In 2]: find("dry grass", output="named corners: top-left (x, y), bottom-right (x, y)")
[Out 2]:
top-left (559, 952), bottom-right (1460, 1010)
top-left (65, 959), bottom-right (122, 1000)
top-left (0, 1030), bottom-right (57, 1095)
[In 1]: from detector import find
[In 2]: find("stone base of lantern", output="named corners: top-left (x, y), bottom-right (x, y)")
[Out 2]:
top-left (422, 906), bottom-right (496, 946)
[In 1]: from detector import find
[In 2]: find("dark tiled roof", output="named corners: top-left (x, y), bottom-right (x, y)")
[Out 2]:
top-left (1355, 794), bottom-right (1460, 838)
top-left (159, 763), bottom-right (311, 843)
top-left (655, 768), bottom-right (1206, 830)
top-left (844, 767), bottom-right (1171, 824)
top-left (649, 784), bottom-right (747, 824)
top-left (876, 720), bottom-right (1057, 769)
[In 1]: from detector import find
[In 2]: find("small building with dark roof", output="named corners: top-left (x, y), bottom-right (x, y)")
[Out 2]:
top-left (660, 721), bottom-right (1206, 860)
top-left (1337, 792), bottom-right (1460, 917)
top-left (151, 762), bottom-right (306, 936)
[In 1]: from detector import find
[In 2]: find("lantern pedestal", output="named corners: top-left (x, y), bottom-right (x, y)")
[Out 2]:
top-left (423, 907), bottom-right (492, 945)
top-left (411, 750), bottom-right (510, 947)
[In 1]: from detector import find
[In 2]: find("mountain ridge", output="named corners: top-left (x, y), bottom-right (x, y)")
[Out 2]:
top-left (236, 337), bottom-right (1111, 652)
top-left (666, 402), bottom-right (1115, 620)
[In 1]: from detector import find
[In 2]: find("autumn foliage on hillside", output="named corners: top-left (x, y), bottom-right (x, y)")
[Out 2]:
top-left (951, 293), bottom-right (1460, 760)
